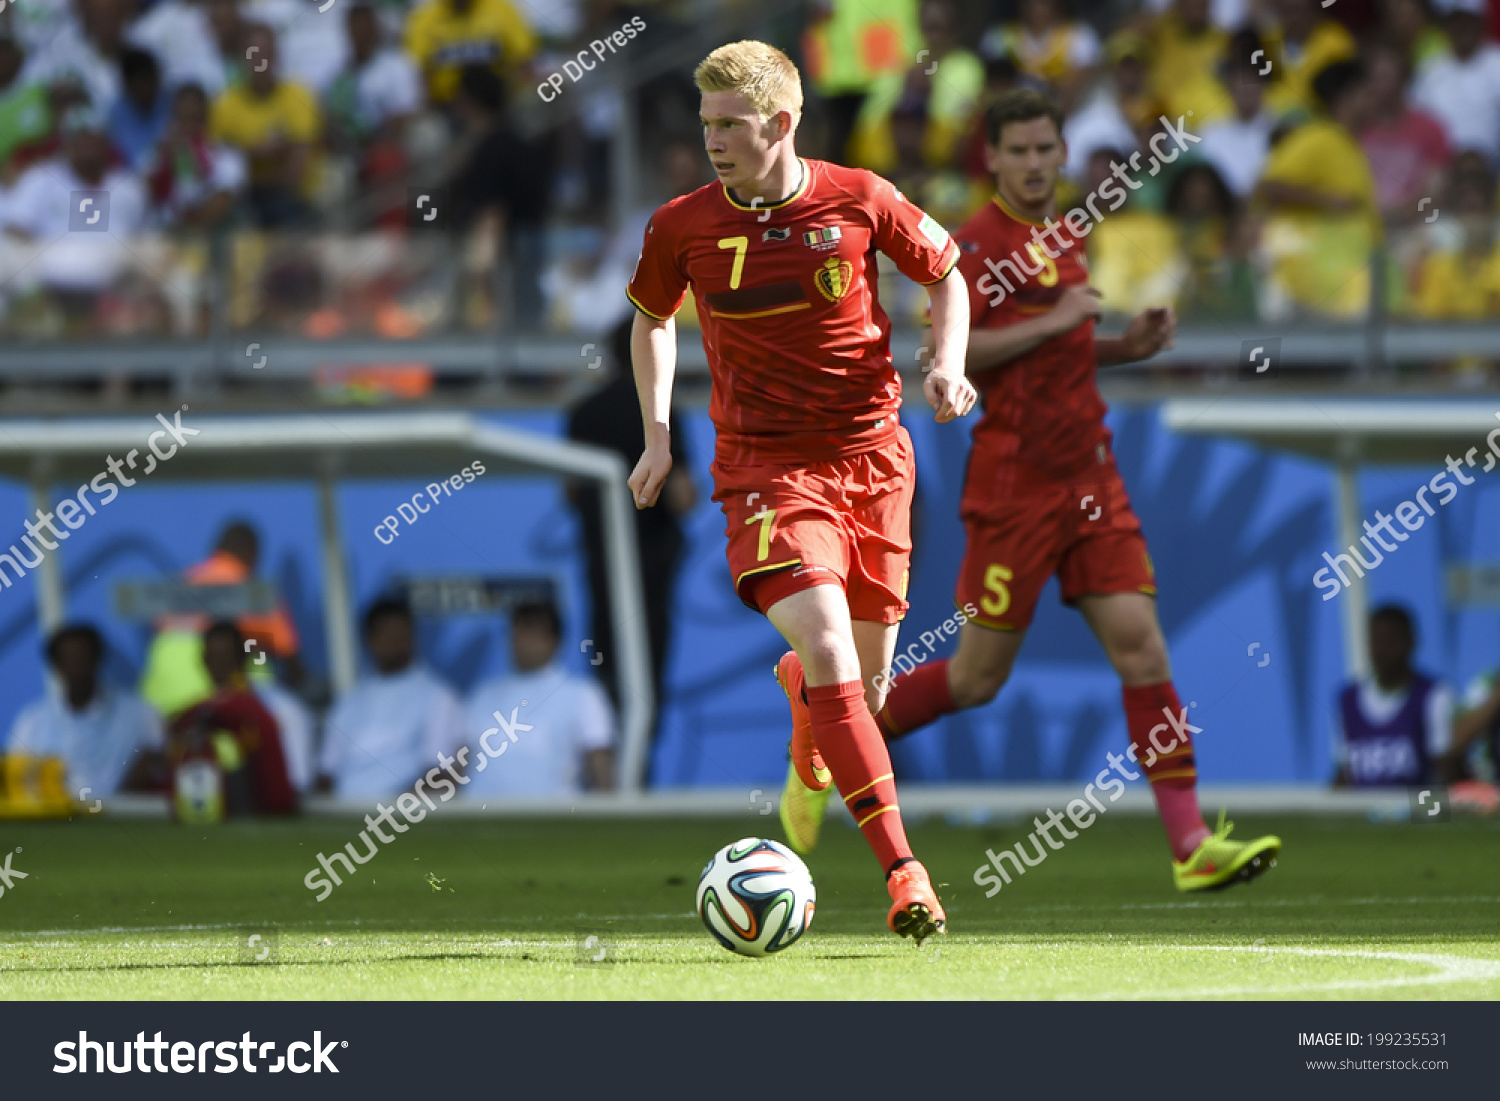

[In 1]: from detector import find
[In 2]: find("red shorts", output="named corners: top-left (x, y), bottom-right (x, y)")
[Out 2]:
top-left (711, 429), bottom-right (915, 625)
top-left (955, 453), bottom-right (1156, 631)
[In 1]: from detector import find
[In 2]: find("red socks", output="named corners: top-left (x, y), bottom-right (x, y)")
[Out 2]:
top-left (866, 665), bottom-right (1210, 863)
top-left (806, 680), bottom-right (913, 874)
top-left (1123, 681), bottom-right (1211, 861)
top-left (875, 659), bottom-right (956, 740)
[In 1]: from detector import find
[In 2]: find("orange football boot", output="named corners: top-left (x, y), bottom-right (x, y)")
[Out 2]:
top-left (887, 861), bottom-right (947, 944)
top-left (775, 651), bottom-right (831, 792)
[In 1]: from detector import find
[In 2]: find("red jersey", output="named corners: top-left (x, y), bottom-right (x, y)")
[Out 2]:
top-left (626, 157), bottom-right (959, 465)
top-left (171, 683), bottom-right (296, 815)
top-left (955, 194), bottom-right (1108, 491)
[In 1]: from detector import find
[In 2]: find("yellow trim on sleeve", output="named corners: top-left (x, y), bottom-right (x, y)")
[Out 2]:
top-left (918, 247), bottom-right (961, 286)
top-left (625, 287), bottom-right (674, 321)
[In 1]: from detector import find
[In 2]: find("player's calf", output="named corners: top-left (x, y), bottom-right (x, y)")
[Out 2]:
top-left (875, 622), bottom-right (1023, 739)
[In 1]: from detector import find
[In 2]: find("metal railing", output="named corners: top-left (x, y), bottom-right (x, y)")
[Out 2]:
top-left (1, 215), bottom-right (1498, 395)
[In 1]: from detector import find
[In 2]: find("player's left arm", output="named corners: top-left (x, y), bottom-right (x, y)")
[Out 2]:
top-left (864, 175), bottom-right (975, 420)
top-left (922, 267), bottom-right (977, 423)
top-left (1096, 306), bottom-right (1176, 367)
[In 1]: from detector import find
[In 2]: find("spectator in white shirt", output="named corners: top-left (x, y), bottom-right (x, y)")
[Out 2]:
top-left (0, 106), bottom-right (147, 294)
top-left (20, 0), bottom-right (132, 114)
top-left (324, 1), bottom-right (422, 224)
top-left (462, 599), bottom-right (615, 797)
top-left (1411, 0), bottom-right (1500, 159)
top-left (1199, 31), bottom-right (1275, 199)
top-left (127, 0), bottom-right (229, 97)
top-left (326, 3), bottom-right (422, 146)
top-left (316, 598), bottom-right (466, 799)
top-left (6, 624), bottom-right (164, 798)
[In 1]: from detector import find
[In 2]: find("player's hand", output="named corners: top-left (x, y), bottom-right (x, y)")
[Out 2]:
top-left (924, 369), bottom-right (977, 423)
top-left (1049, 284), bottom-right (1103, 334)
top-left (628, 444), bottom-right (673, 509)
top-left (1121, 306), bottom-right (1176, 361)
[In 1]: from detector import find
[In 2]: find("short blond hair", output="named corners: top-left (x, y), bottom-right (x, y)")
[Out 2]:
top-left (694, 40), bottom-right (802, 122)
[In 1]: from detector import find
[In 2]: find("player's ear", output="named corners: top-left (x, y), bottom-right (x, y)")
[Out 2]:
top-left (983, 142), bottom-right (1001, 177)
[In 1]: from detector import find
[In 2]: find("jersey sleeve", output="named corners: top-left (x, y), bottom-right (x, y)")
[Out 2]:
top-left (625, 208), bottom-right (689, 320)
top-left (955, 237), bottom-right (996, 326)
top-left (868, 174), bottom-right (960, 286)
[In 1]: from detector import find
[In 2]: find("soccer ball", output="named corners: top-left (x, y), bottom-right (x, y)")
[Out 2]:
top-left (696, 838), bottom-right (816, 957)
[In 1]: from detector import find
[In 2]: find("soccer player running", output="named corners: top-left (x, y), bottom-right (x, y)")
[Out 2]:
top-left (627, 41), bottom-right (976, 942)
top-left (781, 88), bottom-right (1281, 893)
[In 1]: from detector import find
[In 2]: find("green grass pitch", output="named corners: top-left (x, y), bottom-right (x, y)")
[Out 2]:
top-left (1, 812), bottom-right (1497, 999)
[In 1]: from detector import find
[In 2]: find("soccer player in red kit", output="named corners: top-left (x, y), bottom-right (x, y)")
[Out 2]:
top-left (782, 88), bottom-right (1281, 893)
top-left (626, 41), bottom-right (976, 942)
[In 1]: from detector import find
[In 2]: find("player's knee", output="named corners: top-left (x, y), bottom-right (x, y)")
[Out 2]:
top-left (1110, 628), bottom-right (1170, 683)
top-left (800, 630), bottom-right (857, 684)
top-left (950, 662), bottom-right (1010, 709)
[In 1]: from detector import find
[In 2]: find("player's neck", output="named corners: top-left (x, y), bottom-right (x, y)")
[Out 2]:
top-left (996, 181), bottom-right (1054, 224)
top-left (730, 152), bottom-right (804, 207)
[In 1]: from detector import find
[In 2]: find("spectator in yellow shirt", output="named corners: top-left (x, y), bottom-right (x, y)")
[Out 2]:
top-left (1255, 59), bottom-right (1379, 316)
top-left (1148, 0), bottom-right (1230, 127)
top-left (404, 0), bottom-right (537, 105)
top-left (981, 0), bottom-right (1100, 113)
top-left (209, 24), bottom-right (321, 227)
top-left (1261, 0), bottom-right (1358, 118)
top-left (1411, 153), bottom-right (1500, 322)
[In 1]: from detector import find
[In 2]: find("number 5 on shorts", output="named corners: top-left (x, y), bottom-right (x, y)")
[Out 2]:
top-left (745, 508), bottom-right (777, 562)
top-left (981, 563), bottom-right (1012, 617)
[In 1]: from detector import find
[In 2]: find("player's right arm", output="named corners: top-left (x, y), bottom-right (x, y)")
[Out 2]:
top-left (628, 309), bottom-right (677, 509)
top-left (624, 204), bottom-right (691, 509)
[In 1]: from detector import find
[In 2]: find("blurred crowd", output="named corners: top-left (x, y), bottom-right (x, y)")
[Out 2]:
top-left (801, 0), bottom-right (1500, 383)
top-left (0, 520), bottom-right (618, 817)
top-left (3, 0), bottom-right (1500, 355)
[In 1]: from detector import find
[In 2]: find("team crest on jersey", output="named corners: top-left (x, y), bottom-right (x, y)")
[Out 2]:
top-left (803, 225), bottom-right (842, 251)
top-left (814, 256), bottom-right (854, 302)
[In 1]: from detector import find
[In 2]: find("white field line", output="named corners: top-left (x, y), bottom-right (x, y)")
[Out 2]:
top-left (1082, 945), bottom-right (1500, 999)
